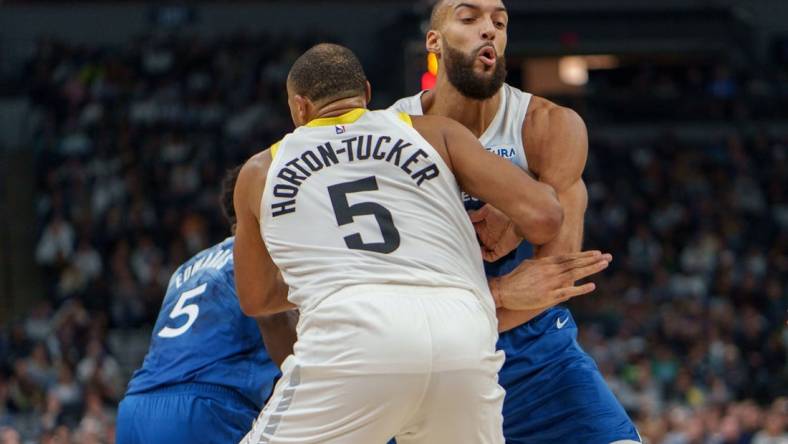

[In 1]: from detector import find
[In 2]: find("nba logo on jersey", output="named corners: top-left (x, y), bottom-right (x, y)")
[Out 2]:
top-left (335, 125), bottom-right (346, 134)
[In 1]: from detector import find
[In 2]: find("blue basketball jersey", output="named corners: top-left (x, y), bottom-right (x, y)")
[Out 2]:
top-left (125, 237), bottom-right (279, 410)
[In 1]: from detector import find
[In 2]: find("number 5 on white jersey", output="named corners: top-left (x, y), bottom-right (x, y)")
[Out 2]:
top-left (157, 283), bottom-right (207, 338)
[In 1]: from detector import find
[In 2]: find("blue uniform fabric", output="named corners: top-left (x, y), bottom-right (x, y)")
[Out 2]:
top-left (118, 238), bottom-right (280, 443)
top-left (496, 306), bottom-right (640, 443)
top-left (469, 196), bottom-right (640, 442)
top-left (116, 382), bottom-right (258, 444)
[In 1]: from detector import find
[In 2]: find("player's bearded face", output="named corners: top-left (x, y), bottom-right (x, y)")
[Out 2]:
top-left (442, 39), bottom-right (507, 100)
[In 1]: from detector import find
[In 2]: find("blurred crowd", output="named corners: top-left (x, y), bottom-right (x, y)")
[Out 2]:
top-left (556, 60), bottom-right (788, 125)
top-left (0, 32), bottom-right (785, 443)
top-left (3, 32), bottom-right (322, 444)
top-left (578, 130), bottom-right (788, 443)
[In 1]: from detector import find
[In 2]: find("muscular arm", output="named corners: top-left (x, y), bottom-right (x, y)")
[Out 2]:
top-left (412, 114), bottom-right (564, 246)
top-left (495, 101), bottom-right (590, 332)
top-left (233, 151), bottom-right (294, 317)
top-left (528, 103), bottom-right (588, 258)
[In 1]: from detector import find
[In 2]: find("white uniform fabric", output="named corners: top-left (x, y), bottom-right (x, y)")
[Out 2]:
top-left (261, 109), bottom-right (493, 318)
top-left (388, 83), bottom-right (532, 172)
top-left (241, 285), bottom-right (504, 444)
top-left (250, 109), bottom-right (504, 444)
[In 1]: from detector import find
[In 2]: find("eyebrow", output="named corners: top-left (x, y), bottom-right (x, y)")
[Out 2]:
top-left (454, 3), bottom-right (508, 13)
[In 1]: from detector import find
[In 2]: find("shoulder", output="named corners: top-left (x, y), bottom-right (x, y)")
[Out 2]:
top-left (410, 114), bottom-right (470, 170)
top-left (411, 113), bottom-right (462, 129)
top-left (388, 92), bottom-right (424, 113)
top-left (522, 96), bottom-right (588, 186)
top-left (523, 96), bottom-right (587, 147)
top-left (236, 149), bottom-right (275, 219)
top-left (411, 114), bottom-right (472, 145)
top-left (238, 150), bottom-right (274, 186)
top-left (388, 96), bottom-right (412, 112)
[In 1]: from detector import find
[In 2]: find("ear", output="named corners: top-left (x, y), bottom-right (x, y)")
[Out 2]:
top-left (426, 30), bottom-right (442, 57)
top-left (364, 81), bottom-right (372, 104)
top-left (292, 94), bottom-right (311, 126)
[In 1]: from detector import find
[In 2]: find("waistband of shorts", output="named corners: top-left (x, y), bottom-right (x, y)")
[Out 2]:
top-left (527, 306), bottom-right (561, 324)
top-left (127, 382), bottom-right (257, 409)
top-left (500, 305), bottom-right (571, 336)
top-left (335, 283), bottom-right (478, 296)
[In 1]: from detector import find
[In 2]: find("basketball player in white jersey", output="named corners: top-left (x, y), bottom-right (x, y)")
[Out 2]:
top-left (389, 1), bottom-right (641, 442)
top-left (233, 43), bottom-right (612, 444)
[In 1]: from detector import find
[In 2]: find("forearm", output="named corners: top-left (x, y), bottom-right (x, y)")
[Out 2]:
top-left (489, 274), bottom-right (550, 332)
top-left (266, 273), bottom-right (296, 313)
top-left (256, 309), bottom-right (299, 367)
top-left (511, 181), bottom-right (563, 245)
top-left (491, 181), bottom-right (588, 331)
top-left (534, 180), bottom-right (586, 258)
top-left (237, 271), bottom-right (294, 316)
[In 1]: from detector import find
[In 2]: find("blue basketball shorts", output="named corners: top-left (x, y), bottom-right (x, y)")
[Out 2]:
top-left (496, 307), bottom-right (641, 444)
top-left (116, 382), bottom-right (258, 444)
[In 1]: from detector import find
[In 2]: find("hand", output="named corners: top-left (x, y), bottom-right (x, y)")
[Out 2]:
top-left (490, 250), bottom-right (612, 311)
top-left (469, 204), bottom-right (523, 262)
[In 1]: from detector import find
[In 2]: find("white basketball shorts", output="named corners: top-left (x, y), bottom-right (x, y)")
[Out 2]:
top-left (240, 283), bottom-right (505, 444)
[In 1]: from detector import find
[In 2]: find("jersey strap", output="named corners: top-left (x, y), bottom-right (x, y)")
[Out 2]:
top-left (397, 112), bottom-right (413, 127)
top-left (269, 140), bottom-right (282, 159)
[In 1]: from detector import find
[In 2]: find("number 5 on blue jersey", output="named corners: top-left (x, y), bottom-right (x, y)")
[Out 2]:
top-left (158, 283), bottom-right (208, 338)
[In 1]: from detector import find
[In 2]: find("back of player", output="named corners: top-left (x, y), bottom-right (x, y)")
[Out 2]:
top-left (246, 108), bottom-right (504, 444)
top-left (263, 109), bottom-right (493, 315)
top-left (117, 237), bottom-right (280, 444)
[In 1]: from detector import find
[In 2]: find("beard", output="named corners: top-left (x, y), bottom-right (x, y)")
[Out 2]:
top-left (442, 41), bottom-right (507, 100)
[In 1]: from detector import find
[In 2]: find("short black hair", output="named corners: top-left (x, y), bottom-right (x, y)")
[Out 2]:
top-left (287, 43), bottom-right (367, 104)
top-left (430, 0), bottom-right (450, 30)
top-left (220, 165), bottom-right (242, 229)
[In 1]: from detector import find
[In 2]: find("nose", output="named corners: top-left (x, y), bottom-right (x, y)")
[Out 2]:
top-left (480, 18), bottom-right (496, 41)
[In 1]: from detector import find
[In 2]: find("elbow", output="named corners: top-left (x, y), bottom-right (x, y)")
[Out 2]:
top-left (236, 271), bottom-right (289, 317)
top-left (239, 295), bottom-right (266, 317)
top-left (238, 288), bottom-right (277, 317)
top-left (519, 185), bottom-right (564, 245)
top-left (533, 200), bottom-right (564, 245)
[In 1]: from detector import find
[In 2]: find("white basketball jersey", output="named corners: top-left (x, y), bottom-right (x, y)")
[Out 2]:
top-left (261, 109), bottom-right (493, 317)
top-left (389, 83), bottom-right (533, 172)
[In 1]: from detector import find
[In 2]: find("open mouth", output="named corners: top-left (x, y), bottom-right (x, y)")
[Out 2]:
top-left (478, 46), bottom-right (497, 67)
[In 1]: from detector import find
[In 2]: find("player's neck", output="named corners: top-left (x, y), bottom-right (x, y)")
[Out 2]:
top-left (422, 77), bottom-right (501, 138)
top-left (312, 96), bottom-right (368, 120)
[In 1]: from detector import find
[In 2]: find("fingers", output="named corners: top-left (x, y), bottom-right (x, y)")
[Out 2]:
top-left (548, 250), bottom-right (602, 264)
top-left (566, 259), bottom-right (610, 282)
top-left (549, 282), bottom-right (597, 303)
top-left (476, 228), bottom-right (496, 250)
top-left (560, 252), bottom-right (611, 272)
top-left (482, 248), bottom-right (503, 262)
top-left (468, 204), bottom-right (490, 223)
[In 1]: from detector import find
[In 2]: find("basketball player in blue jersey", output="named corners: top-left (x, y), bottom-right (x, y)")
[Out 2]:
top-left (115, 168), bottom-right (284, 444)
top-left (389, 0), bottom-right (641, 442)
